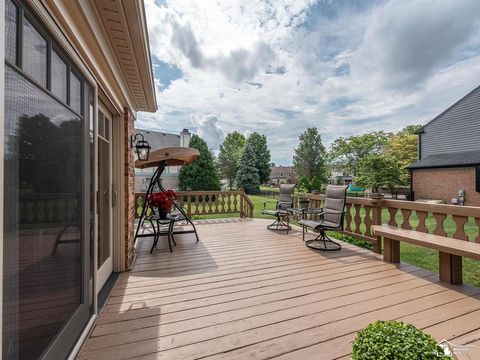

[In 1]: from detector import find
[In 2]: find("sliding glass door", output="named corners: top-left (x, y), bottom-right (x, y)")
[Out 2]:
top-left (3, 1), bottom-right (92, 359)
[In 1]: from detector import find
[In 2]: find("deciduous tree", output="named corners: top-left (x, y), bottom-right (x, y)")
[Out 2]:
top-left (246, 132), bottom-right (271, 184)
top-left (355, 155), bottom-right (402, 193)
top-left (218, 132), bottom-right (245, 189)
top-left (293, 128), bottom-right (329, 184)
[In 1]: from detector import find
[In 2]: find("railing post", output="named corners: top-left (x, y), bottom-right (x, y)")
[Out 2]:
top-left (240, 191), bottom-right (244, 218)
top-left (370, 198), bottom-right (384, 254)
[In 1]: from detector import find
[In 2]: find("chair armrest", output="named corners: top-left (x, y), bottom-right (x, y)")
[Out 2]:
top-left (275, 201), bottom-right (291, 210)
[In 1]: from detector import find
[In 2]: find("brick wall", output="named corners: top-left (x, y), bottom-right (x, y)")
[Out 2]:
top-left (124, 108), bottom-right (135, 270)
top-left (412, 167), bottom-right (480, 206)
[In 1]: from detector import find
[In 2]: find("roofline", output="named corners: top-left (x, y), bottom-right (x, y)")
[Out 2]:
top-left (409, 163), bottom-right (480, 170)
top-left (417, 84), bottom-right (480, 133)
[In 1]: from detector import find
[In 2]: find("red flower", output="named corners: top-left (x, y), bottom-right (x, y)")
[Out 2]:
top-left (149, 190), bottom-right (178, 213)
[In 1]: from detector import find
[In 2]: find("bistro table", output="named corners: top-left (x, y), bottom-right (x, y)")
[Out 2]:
top-left (150, 213), bottom-right (180, 253)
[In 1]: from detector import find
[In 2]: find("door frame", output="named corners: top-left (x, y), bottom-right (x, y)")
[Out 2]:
top-left (96, 101), bottom-right (114, 292)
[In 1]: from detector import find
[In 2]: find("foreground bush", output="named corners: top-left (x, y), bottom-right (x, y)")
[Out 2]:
top-left (352, 320), bottom-right (451, 359)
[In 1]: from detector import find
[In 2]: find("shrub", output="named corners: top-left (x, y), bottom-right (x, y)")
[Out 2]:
top-left (352, 320), bottom-right (451, 360)
top-left (297, 175), bottom-right (311, 193)
top-left (310, 175), bottom-right (322, 192)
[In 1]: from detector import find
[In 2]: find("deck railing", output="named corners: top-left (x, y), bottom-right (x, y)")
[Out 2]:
top-left (135, 190), bottom-right (254, 219)
top-left (307, 194), bottom-right (480, 253)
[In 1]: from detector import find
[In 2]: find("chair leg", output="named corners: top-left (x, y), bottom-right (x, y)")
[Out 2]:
top-left (305, 229), bottom-right (341, 251)
top-left (267, 215), bottom-right (291, 231)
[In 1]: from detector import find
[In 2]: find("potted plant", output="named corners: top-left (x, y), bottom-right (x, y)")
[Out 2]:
top-left (149, 190), bottom-right (177, 219)
top-left (297, 185), bottom-right (310, 209)
top-left (352, 320), bottom-right (452, 359)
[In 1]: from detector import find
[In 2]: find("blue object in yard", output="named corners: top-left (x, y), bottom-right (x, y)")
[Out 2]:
top-left (348, 185), bottom-right (364, 192)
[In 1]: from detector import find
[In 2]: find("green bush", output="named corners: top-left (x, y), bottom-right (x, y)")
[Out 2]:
top-left (297, 176), bottom-right (311, 193)
top-left (352, 320), bottom-right (450, 360)
top-left (310, 176), bottom-right (322, 192)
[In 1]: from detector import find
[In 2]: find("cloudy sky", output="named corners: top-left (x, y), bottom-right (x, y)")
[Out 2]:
top-left (137, 0), bottom-right (480, 165)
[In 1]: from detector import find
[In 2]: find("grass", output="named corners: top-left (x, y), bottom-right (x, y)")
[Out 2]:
top-left (140, 193), bottom-right (480, 286)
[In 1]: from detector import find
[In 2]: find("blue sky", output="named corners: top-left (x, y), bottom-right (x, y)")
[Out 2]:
top-left (138, 0), bottom-right (480, 165)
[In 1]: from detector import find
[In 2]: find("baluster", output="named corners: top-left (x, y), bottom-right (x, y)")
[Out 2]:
top-left (353, 204), bottom-right (361, 234)
top-left (433, 213), bottom-right (447, 236)
top-left (364, 206), bottom-right (372, 237)
top-left (345, 204), bottom-right (353, 232)
top-left (201, 195), bottom-right (207, 214)
top-left (214, 193), bottom-right (220, 213)
top-left (415, 211), bottom-right (428, 233)
top-left (221, 193), bottom-right (226, 213)
top-left (227, 194), bottom-right (232, 212)
top-left (194, 195), bottom-right (200, 215)
top-left (233, 194), bottom-right (238, 213)
top-left (400, 209), bottom-right (412, 229)
top-left (388, 208), bottom-right (397, 227)
top-left (475, 218), bottom-right (480, 243)
top-left (452, 215), bottom-right (468, 240)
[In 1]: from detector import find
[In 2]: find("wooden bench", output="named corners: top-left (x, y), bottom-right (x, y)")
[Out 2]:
top-left (372, 225), bottom-right (480, 285)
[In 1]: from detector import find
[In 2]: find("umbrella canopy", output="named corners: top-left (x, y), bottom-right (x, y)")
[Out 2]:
top-left (135, 146), bottom-right (200, 169)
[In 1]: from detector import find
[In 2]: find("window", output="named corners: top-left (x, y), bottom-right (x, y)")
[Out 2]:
top-left (5, 0), bottom-right (17, 64)
top-left (23, 16), bottom-right (48, 87)
top-left (51, 49), bottom-right (68, 102)
top-left (70, 70), bottom-right (82, 114)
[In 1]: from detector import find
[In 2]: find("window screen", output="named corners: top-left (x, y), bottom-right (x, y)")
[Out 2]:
top-left (51, 49), bottom-right (68, 103)
top-left (70, 71), bottom-right (82, 114)
top-left (5, 0), bottom-right (17, 64)
top-left (23, 16), bottom-right (47, 87)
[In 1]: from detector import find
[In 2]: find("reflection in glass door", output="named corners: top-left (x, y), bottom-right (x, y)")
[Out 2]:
top-left (97, 103), bottom-right (113, 291)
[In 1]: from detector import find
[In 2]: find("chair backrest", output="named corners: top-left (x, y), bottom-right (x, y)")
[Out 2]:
top-left (277, 184), bottom-right (296, 210)
top-left (323, 185), bottom-right (348, 227)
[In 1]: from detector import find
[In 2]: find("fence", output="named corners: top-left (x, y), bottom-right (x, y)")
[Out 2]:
top-left (307, 194), bottom-right (480, 253)
top-left (135, 190), bottom-right (254, 219)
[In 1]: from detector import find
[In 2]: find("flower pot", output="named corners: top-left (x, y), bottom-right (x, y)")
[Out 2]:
top-left (158, 209), bottom-right (168, 220)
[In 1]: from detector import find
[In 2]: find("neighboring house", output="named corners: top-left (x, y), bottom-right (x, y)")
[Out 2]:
top-left (134, 128), bottom-right (191, 191)
top-left (269, 165), bottom-right (296, 184)
top-left (1, 1), bottom-right (156, 359)
top-left (409, 86), bottom-right (480, 206)
top-left (330, 171), bottom-right (354, 186)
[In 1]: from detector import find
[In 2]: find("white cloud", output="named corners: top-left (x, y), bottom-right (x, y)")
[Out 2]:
top-left (138, 0), bottom-right (480, 164)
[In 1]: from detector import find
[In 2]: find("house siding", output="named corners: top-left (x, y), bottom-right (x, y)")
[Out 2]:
top-left (413, 167), bottom-right (480, 206)
top-left (420, 87), bottom-right (480, 159)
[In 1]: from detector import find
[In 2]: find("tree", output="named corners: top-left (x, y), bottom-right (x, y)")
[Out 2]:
top-left (178, 135), bottom-right (220, 191)
top-left (400, 124), bottom-right (422, 135)
top-left (246, 132), bottom-right (271, 184)
top-left (297, 175), bottom-right (311, 193)
top-left (218, 132), bottom-right (245, 189)
top-left (236, 142), bottom-right (260, 193)
top-left (385, 128), bottom-right (419, 185)
top-left (355, 154), bottom-right (402, 193)
top-left (330, 131), bottom-right (390, 176)
top-left (293, 128), bottom-right (329, 184)
top-left (310, 176), bottom-right (322, 192)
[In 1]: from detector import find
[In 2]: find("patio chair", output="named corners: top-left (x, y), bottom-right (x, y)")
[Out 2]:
top-left (262, 184), bottom-right (296, 232)
top-left (299, 185), bottom-right (348, 251)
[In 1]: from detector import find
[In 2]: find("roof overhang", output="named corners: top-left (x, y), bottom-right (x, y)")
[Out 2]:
top-left (94, 0), bottom-right (157, 112)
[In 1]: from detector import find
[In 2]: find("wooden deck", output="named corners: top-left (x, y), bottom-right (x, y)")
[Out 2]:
top-left (79, 219), bottom-right (480, 359)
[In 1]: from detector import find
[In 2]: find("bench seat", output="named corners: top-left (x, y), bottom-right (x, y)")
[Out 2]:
top-left (372, 225), bottom-right (480, 285)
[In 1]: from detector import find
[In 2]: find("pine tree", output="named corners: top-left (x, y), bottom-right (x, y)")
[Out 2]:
top-left (178, 135), bottom-right (220, 191)
top-left (236, 142), bottom-right (260, 193)
top-left (310, 176), bottom-right (322, 192)
top-left (246, 132), bottom-right (271, 184)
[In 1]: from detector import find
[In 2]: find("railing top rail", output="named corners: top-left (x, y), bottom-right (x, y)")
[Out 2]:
top-left (307, 193), bottom-right (480, 217)
top-left (176, 190), bottom-right (244, 195)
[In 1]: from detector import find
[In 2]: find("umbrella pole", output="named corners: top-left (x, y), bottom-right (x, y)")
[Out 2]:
top-left (134, 162), bottom-right (165, 243)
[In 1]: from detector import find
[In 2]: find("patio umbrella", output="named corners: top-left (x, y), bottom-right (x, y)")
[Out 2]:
top-left (135, 146), bottom-right (200, 168)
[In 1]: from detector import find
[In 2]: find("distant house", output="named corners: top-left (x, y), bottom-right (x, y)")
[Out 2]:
top-left (269, 166), bottom-right (296, 185)
top-left (330, 171), bottom-right (353, 186)
top-left (135, 128), bottom-right (191, 191)
top-left (408, 86), bottom-right (480, 206)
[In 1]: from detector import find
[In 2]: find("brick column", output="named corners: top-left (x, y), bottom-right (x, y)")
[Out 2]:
top-left (124, 108), bottom-right (135, 270)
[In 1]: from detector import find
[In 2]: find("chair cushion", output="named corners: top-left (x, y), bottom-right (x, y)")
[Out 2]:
top-left (299, 219), bottom-right (339, 230)
top-left (262, 209), bottom-right (288, 216)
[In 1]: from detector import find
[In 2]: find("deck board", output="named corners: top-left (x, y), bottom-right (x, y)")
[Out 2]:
top-left (79, 218), bottom-right (480, 360)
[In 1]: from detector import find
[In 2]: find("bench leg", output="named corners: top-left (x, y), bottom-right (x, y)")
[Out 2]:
top-left (439, 252), bottom-right (462, 285)
top-left (383, 237), bottom-right (400, 263)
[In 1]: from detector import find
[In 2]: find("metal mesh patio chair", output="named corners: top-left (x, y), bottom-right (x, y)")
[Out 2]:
top-left (262, 184), bottom-right (296, 232)
top-left (299, 185), bottom-right (348, 251)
